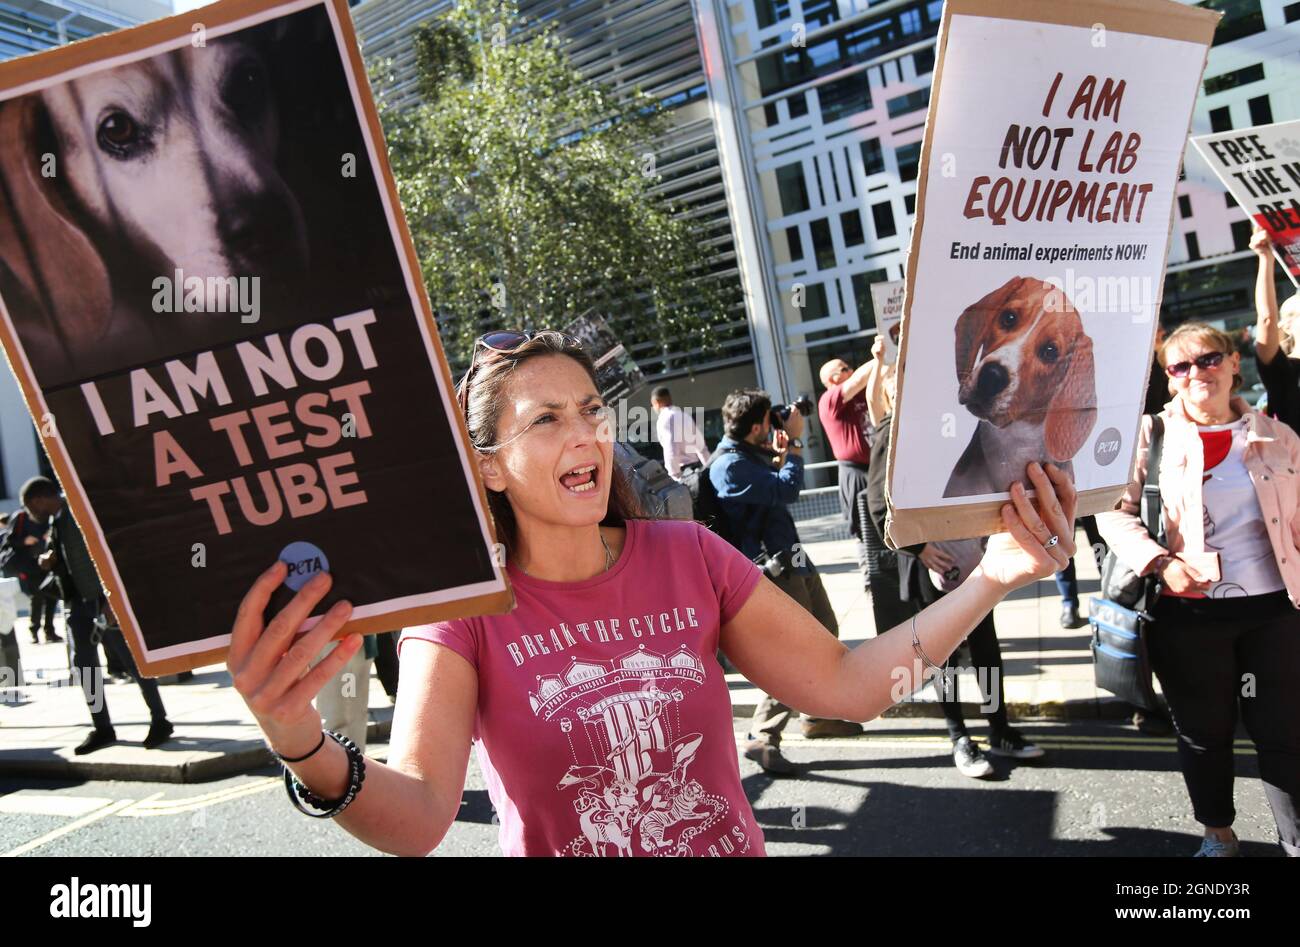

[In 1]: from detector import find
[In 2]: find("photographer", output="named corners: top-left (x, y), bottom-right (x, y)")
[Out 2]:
top-left (710, 389), bottom-right (863, 776)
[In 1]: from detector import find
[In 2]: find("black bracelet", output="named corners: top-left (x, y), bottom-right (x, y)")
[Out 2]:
top-left (271, 730), bottom-right (326, 763)
top-left (283, 731), bottom-right (367, 819)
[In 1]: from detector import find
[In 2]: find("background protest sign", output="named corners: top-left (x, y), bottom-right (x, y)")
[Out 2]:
top-left (1191, 120), bottom-right (1300, 288)
top-left (0, 0), bottom-right (512, 676)
top-left (563, 310), bottom-right (645, 403)
top-left (869, 280), bottom-right (905, 365)
top-left (884, 0), bottom-right (1218, 549)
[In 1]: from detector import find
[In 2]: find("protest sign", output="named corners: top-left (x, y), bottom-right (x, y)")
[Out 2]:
top-left (885, 0), bottom-right (1218, 549)
top-left (563, 310), bottom-right (645, 403)
top-left (1191, 120), bottom-right (1300, 287)
top-left (869, 280), bottom-right (905, 365)
top-left (0, 0), bottom-right (512, 675)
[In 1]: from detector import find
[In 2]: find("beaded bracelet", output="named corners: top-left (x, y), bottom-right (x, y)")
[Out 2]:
top-left (283, 730), bottom-right (367, 819)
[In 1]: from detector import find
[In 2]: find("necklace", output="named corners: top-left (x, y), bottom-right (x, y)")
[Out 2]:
top-left (518, 530), bottom-right (615, 578)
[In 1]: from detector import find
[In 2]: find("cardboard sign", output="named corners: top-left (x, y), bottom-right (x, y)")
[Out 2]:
top-left (563, 310), bottom-right (645, 403)
top-left (869, 279), bottom-right (905, 365)
top-left (0, 0), bottom-right (513, 675)
top-left (885, 0), bottom-right (1218, 549)
top-left (1191, 120), bottom-right (1300, 288)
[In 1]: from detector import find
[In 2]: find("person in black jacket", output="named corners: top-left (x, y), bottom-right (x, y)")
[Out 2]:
top-left (2, 481), bottom-right (63, 644)
top-left (865, 377), bottom-right (1044, 777)
top-left (25, 478), bottom-right (173, 755)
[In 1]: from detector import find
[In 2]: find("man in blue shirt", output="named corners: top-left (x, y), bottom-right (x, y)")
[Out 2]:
top-left (710, 390), bottom-right (863, 775)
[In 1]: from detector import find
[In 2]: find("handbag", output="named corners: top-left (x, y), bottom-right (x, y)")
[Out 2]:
top-left (1088, 415), bottom-right (1164, 711)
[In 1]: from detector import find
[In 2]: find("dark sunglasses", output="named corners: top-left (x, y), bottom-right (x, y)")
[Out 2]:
top-left (1165, 350), bottom-right (1226, 378)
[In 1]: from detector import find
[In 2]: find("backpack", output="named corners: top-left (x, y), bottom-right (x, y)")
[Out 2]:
top-left (0, 510), bottom-right (28, 580)
top-left (614, 443), bottom-right (693, 520)
top-left (682, 446), bottom-right (740, 546)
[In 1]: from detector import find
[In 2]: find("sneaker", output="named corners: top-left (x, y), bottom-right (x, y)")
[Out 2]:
top-left (74, 727), bottom-right (118, 755)
top-left (801, 718), bottom-right (864, 739)
top-left (43, 632), bottom-right (63, 643)
top-left (986, 727), bottom-right (1046, 760)
top-left (1194, 831), bottom-right (1239, 857)
top-left (743, 739), bottom-right (798, 776)
top-left (952, 736), bottom-right (994, 778)
top-left (1060, 603), bottom-right (1085, 629)
top-left (143, 719), bottom-right (174, 749)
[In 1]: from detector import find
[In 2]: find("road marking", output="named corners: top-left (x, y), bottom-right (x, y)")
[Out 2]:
top-left (2, 797), bottom-right (139, 857)
top-left (0, 793), bottom-right (116, 818)
top-left (121, 779), bottom-right (278, 816)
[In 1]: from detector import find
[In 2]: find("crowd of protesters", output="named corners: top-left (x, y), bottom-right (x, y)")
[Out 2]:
top-left (4, 225), bottom-right (1298, 858)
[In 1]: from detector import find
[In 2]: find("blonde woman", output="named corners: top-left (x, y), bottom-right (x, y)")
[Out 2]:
top-left (1098, 322), bottom-right (1300, 857)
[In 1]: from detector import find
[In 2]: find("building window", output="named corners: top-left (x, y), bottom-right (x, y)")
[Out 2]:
top-left (851, 269), bottom-right (890, 330)
top-left (1203, 62), bottom-right (1264, 95)
top-left (887, 87), bottom-right (930, 118)
top-left (1199, 0), bottom-right (1265, 46)
top-left (1209, 106), bottom-right (1232, 133)
top-left (914, 47), bottom-right (935, 76)
top-left (810, 218), bottom-right (836, 269)
top-left (786, 226), bottom-right (804, 261)
top-left (841, 209), bottom-right (865, 246)
top-left (1185, 231), bottom-right (1201, 261)
top-left (1287, 1), bottom-right (1300, 22)
top-left (788, 92), bottom-right (808, 118)
top-left (801, 0), bottom-right (838, 30)
top-left (1231, 219), bottom-right (1253, 252)
top-left (1226, 191), bottom-right (1237, 208)
top-left (905, 193), bottom-right (916, 215)
top-left (754, 0), bottom-right (793, 29)
top-left (799, 282), bottom-right (831, 321)
top-left (1249, 94), bottom-right (1273, 126)
top-left (1178, 195), bottom-right (1192, 219)
top-left (818, 74), bottom-right (872, 123)
top-left (776, 163), bottom-right (810, 215)
top-left (896, 141), bottom-right (922, 183)
top-left (861, 138), bottom-right (885, 175)
top-left (873, 201), bottom-right (897, 239)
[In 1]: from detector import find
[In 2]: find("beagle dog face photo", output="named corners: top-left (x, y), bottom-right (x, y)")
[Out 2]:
top-left (0, 8), bottom-right (379, 389)
top-left (944, 276), bottom-right (1097, 498)
top-left (39, 37), bottom-right (308, 286)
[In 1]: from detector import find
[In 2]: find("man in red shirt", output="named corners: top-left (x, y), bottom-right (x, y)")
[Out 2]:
top-left (818, 337), bottom-right (911, 634)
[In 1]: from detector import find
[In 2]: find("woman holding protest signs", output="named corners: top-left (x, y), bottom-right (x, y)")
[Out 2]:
top-left (226, 330), bottom-right (1079, 857)
top-left (1098, 322), bottom-right (1300, 858)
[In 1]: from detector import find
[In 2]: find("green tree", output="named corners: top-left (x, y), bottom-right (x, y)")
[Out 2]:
top-left (373, 0), bottom-right (734, 369)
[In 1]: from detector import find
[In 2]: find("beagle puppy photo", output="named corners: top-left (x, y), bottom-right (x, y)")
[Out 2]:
top-left (0, 9), bottom-right (375, 390)
top-left (943, 275), bottom-right (1097, 498)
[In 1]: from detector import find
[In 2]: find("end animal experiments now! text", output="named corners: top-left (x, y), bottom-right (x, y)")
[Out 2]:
top-left (883, 0), bottom-right (1219, 548)
top-left (0, 0), bottom-right (511, 675)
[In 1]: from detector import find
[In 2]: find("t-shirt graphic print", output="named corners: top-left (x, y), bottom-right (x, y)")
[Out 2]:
top-left (399, 518), bottom-right (766, 857)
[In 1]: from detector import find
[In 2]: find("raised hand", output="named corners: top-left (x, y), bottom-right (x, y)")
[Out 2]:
top-left (974, 462), bottom-right (1077, 592)
top-left (227, 561), bottom-right (361, 759)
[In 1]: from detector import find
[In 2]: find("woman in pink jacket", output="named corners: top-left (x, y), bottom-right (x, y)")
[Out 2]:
top-left (1098, 322), bottom-right (1300, 858)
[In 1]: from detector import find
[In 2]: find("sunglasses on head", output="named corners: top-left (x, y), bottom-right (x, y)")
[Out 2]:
top-left (457, 329), bottom-right (585, 404)
top-left (1165, 350), bottom-right (1226, 378)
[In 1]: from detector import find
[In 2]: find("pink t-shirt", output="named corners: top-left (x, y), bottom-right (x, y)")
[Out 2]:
top-left (398, 518), bottom-right (766, 857)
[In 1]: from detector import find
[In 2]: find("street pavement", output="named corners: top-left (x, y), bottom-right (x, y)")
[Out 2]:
top-left (0, 521), bottom-right (1281, 855)
top-left (0, 717), bottom-right (1282, 856)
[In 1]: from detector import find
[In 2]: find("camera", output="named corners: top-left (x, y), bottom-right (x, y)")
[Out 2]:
top-left (770, 395), bottom-right (813, 429)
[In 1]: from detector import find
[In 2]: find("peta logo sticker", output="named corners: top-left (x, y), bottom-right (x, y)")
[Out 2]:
top-left (1093, 427), bottom-right (1122, 467)
top-left (279, 541), bottom-right (329, 591)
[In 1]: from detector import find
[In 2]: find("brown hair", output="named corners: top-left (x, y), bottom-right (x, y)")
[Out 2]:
top-left (455, 331), bottom-right (643, 560)
top-left (1160, 322), bottom-right (1243, 393)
